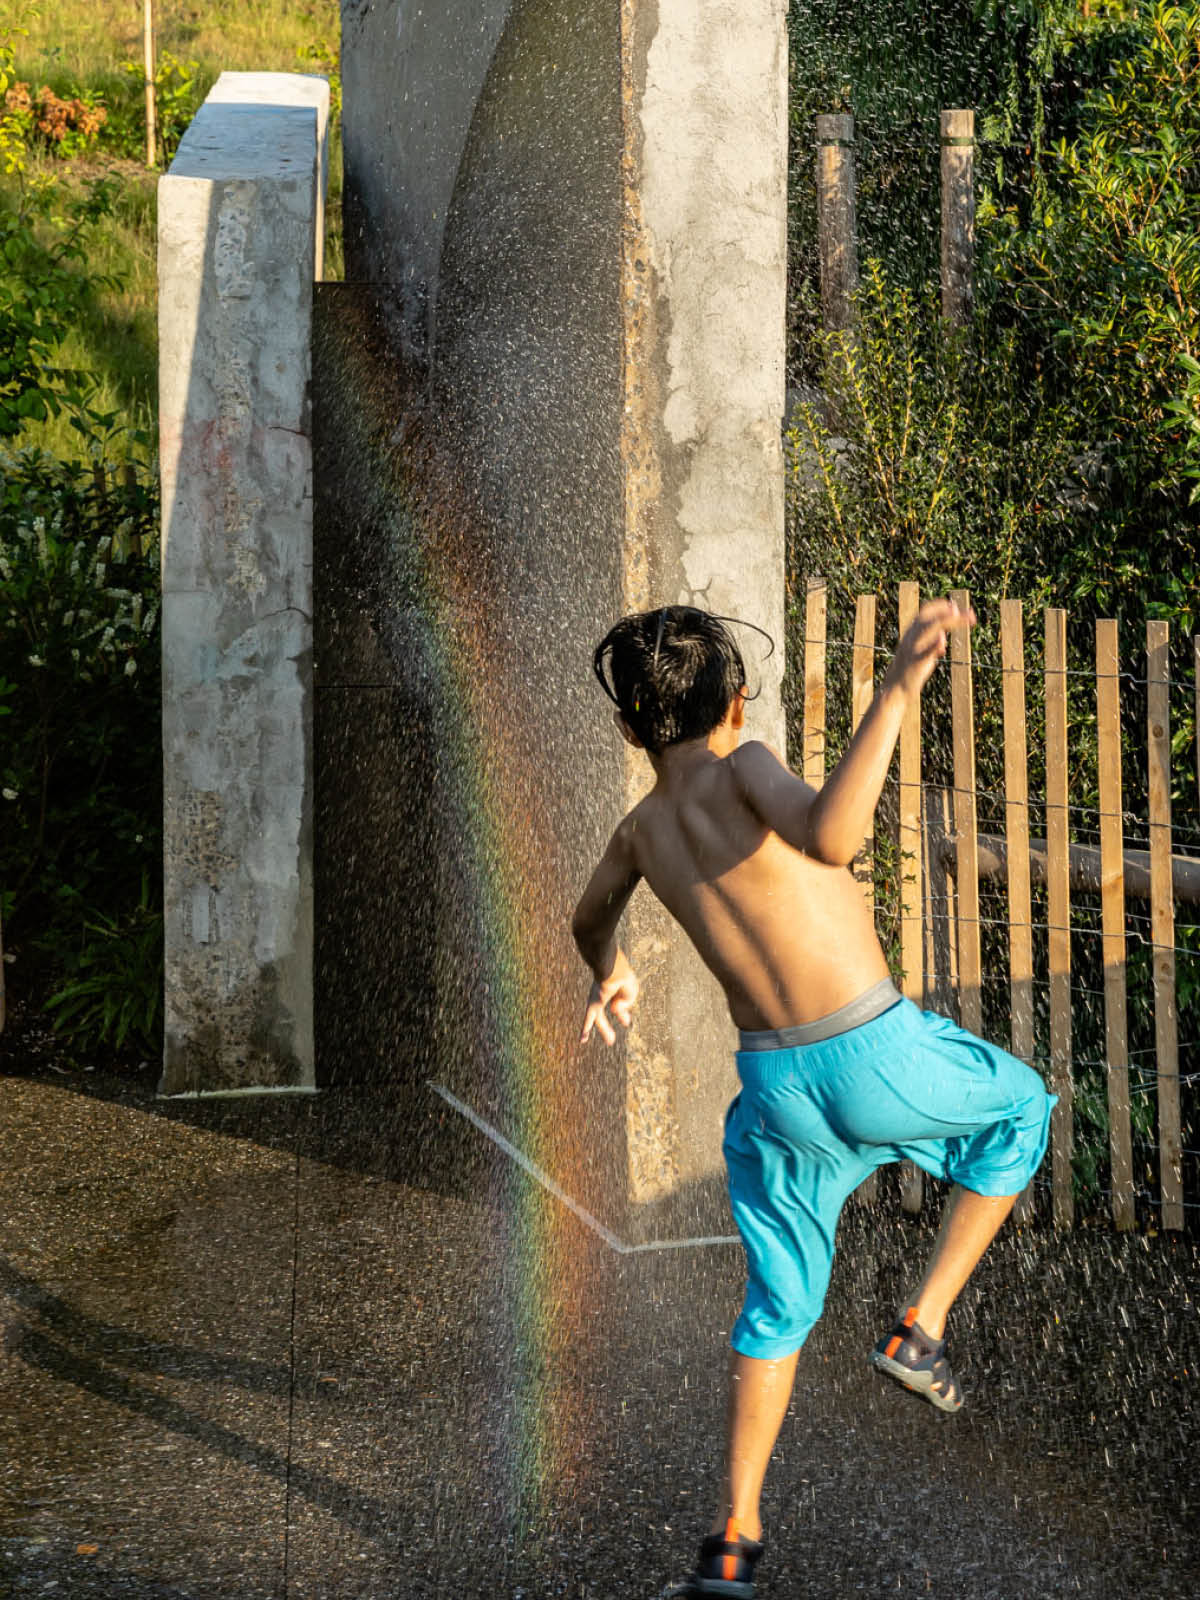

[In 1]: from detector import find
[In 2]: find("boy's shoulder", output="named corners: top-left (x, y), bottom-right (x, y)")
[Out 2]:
top-left (728, 738), bottom-right (789, 788)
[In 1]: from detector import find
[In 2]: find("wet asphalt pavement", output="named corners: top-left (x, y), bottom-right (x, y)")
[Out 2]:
top-left (1, 1066), bottom-right (1197, 1599)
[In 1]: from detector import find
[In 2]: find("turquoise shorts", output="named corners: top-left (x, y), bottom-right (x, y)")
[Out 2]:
top-left (723, 990), bottom-right (1055, 1360)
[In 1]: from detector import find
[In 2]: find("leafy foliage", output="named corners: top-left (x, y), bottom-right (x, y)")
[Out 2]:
top-left (117, 52), bottom-right (201, 166)
top-left (0, 23), bottom-right (122, 436)
top-left (787, 261), bottom-right (1080, 608)
top-left (0, 448), bottom-right (161, 1058)
top-left (984, 2), bottom-right (1200, 567)
top-left (45, 870), bottom-right (161, 1052)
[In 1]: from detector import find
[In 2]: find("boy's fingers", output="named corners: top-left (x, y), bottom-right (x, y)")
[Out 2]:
top-left (918, 597), bottom-right (975, 629)
top-left (582, 997), bottom-right (616, 1046)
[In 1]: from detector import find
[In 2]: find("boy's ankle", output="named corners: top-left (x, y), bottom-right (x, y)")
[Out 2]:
top-left (904, 1301), bottom-right (946, 1340)
top-left (707, 1513), bottom-right (763, 1543)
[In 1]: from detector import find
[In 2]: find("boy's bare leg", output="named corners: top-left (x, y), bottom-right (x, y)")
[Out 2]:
top-left (708, 1348), bottom-right (799, 1541)
top-left (907, 1184), bottom-right (1018, 1338)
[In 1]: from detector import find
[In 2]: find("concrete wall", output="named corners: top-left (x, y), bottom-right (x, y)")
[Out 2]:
top-left (158, 73), bottom-right (330, 1096)
top-left (336, 0), bottom-right (787, 1224)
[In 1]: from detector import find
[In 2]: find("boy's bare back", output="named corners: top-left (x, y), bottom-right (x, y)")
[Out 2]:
top-left (608, 743), bottom-right (888, 1031)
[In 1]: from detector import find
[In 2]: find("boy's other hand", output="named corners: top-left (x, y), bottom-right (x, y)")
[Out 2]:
top-left (580, 964), bottom-right (640, 1046)
top-left (885, 597), bottom-right (976, 699)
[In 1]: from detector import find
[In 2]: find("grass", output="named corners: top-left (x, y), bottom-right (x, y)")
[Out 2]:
top-left (14, 1), bottom-right (339, 79)
top-left (3, 0), bottom-right (342, 461)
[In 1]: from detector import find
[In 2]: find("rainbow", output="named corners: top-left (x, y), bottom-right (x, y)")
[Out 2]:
top-left (316, 288), bottom-right (604, 1528)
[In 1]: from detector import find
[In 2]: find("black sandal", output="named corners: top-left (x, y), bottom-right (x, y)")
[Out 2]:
top-left (869, 1307), bottom-right (963, 1413)
top-left (663, 1520), bottom-right (765, 1598)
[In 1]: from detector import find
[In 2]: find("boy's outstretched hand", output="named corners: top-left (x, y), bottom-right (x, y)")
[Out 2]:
top-left (884, 597), bottom-right (976, 700)
top-left (580, 953), bottom-right (640, 1046)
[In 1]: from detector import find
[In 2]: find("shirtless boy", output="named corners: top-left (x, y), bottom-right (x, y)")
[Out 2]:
top-left (571, 602), bottom-right (1054, 1599)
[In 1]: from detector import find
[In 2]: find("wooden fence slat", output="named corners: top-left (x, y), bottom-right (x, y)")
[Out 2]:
top-left (950, 590), bottom-right (981, 1035)
top-left (852, 593), bottom-right (879, 1205)
top-left (1000, 601), bottom-right (1034, 1059)
top-left (1147, 620), bottom-right (1182, 1230)
top-left (851, 594), bottom-right (877, 914)
top-left (1096, 619), bottom-right (1134, 1230)
top-left (923, 785), bottom-right (957, 1016)
top-left (897, 581), bottom-right (923, 1214)
top-left (1000, 600), bottom-right (1036, 1222)
top-left (804, 578), bottom-right (827, 789)
top-left (1045, 608), bottom-right (1073, 1228)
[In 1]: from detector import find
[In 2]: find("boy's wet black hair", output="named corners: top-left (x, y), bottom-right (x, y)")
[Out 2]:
top-left (592, 606), bottom-right (773, 756)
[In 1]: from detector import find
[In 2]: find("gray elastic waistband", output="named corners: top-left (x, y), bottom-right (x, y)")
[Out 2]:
top-left (737, 978), bottom-right (902, 1052)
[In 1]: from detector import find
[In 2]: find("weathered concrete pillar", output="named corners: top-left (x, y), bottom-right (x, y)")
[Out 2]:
top-left (337, 0), bottom-right (786, 1227)
top-left (158, 72), bottom-right (329, 1096)
top-left (619, 0), bottom-right (787, 1208)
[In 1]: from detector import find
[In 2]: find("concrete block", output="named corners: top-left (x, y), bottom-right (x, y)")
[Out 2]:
top-left (159, 76), bottom-right (328, 1095)
top-left (206, 72), bottom-right (332, 278)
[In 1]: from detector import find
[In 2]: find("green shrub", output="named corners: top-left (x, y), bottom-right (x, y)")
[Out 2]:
top-left (1, 22), bottom-right (124, 437)
top-left (116, 52), bottom-right (202, 166)
top-left (0, 447), bottom-right (161, 1060)
top-left (45, 869), bottom-right (161, 1054)
top-left (787, 260), bottom-right (1081, 609)
top-left (982, 1), bottom-right (1200, 617)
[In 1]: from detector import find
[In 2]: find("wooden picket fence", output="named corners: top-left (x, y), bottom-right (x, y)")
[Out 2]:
top-left (800, 579), bottom-right (1199, 1231)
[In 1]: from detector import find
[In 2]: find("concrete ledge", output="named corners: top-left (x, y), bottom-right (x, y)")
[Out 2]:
top-left (205, 72), bottom-right (332, 277)
top-left (159, 74), bottom-right (330, 1096)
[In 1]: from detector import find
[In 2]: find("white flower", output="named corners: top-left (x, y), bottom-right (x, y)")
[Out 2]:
top-left (124, 657), bottom-right (137, 676)
top-left (2, 788), bottom-right (17, 801)
top-left (27, 654), bottom-right (44, 667)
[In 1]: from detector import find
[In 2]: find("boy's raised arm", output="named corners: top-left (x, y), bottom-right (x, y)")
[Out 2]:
top-left (572, 822), bottom-right (642, 1045)
top-left (735, 598), bottom-right (974, 868)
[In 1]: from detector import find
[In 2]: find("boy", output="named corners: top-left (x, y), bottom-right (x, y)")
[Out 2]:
top-left (572, 602), bottom-right (1054, 1599)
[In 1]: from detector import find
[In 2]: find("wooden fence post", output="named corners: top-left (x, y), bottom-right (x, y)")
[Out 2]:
top-left (940, 110), bottom-right (975, 327)
top-left (816, 115), bottom-right (860, 335)
top-left (1045, 608), bottom-right (1073, 1228)
top-left (923, 784), bottom-right (957, 1016)
top-left (1147, 621), bottom-right (1182, 1230)
top-left (852, 593), bottom-right (879, 1205)
top-left (803, 578), bottom-right (827, 788)
top-left (1000, 600), bottom-right (1036, 1220)
top-left (898, 581), bottom-right (923, 1213)
top-left (1096, 619), bottom-right (1134, 1230)
top-left (144, 0), bottom-right (157, 168)
top-left (950, 589), bottom-right (981, 1035)
top-left (851, 594), bottom-right (877, 913)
